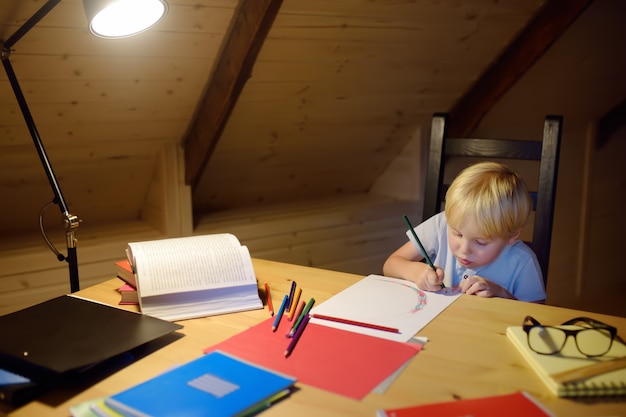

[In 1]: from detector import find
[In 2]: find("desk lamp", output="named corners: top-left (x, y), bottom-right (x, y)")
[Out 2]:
top-left (1, 0), bottom-right (168, 292)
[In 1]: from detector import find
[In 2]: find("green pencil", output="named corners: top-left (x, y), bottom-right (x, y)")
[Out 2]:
top-left (403, 215), bottom-right (445, 289)
top-left (288, 297), bottom-right (315, 337)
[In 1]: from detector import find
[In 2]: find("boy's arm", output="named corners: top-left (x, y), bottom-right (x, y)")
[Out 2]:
top-left (383, 242), bottom-right (445, 291)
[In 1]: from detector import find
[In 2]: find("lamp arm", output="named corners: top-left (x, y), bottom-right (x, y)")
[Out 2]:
top-left (1, 0), bottom-right (80, 293)
top-left (0, 58), bottom-right (71, 216)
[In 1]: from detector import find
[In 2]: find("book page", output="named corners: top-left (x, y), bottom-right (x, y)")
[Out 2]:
top-left (128, 234), bottom-right (256, 297)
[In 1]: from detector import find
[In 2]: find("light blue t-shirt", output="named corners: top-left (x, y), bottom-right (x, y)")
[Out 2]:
top-left (406, 212), bottom-right (546, 302)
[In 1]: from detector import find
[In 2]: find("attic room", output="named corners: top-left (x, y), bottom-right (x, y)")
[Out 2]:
top-left (0, 0), bottom-right (624, 318)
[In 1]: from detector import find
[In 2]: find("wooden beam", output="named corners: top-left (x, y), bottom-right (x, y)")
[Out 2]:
top-left (183, 0), bottom-right (283, 187)
top-left (447, 0), bottom-right (593, 137)
top-left (597, 98), bottom-right (626, 149)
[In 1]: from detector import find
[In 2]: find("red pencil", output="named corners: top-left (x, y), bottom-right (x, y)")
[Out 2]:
top-left (264, 282), bottom-right (274, 316)
top-left (311, 313), bottom-right (399, 333)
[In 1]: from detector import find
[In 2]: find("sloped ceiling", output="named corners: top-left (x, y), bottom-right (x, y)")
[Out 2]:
top-left (0, 0), bottom-right (593, 238)
top-left (188, 0), bottom-right (593, 213)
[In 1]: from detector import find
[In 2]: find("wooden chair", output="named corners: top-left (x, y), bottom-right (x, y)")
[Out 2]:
top-left (422, 113), bottom-right (562, 285)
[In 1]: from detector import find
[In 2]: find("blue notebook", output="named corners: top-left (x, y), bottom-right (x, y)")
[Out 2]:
top-left (105, 351), bottom-right (296, 417)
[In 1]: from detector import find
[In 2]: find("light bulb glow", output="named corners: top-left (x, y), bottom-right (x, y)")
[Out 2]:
top-left (89, 0), bottom-right (167, 38)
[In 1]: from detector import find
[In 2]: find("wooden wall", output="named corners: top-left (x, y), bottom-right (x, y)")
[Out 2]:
top-left (0, 142), bottom-right (185, 316)
top-left (0, 128), bottom-right (423, 316)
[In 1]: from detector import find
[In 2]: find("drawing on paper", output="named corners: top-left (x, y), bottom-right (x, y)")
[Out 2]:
top-left (378, 278), bottom-right (428, 313)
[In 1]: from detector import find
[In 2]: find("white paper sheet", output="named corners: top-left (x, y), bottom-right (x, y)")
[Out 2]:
top-left (309, 274), bottom-right (461, 342)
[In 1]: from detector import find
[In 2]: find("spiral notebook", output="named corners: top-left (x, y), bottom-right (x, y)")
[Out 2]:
top-left (506, 326), bottom-right (626, 397)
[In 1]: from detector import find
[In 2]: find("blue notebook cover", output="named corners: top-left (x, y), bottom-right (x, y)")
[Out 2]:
top-left (105, 351), bottom-right (296, 417)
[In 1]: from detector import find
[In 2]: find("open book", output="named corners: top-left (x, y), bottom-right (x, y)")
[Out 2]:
top-left (127, 233), bottom-right (262, 321)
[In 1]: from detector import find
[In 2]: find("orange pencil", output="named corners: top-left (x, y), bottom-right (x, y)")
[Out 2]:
top-left (287, 287), bottom-right (302, 321)
top-left (264, 282), bottom-right (274, 316)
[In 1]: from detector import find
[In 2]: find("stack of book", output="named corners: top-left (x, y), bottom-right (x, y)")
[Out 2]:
top-left (115, 259), bottom-right (138, 305)
top-left (113, 233), bottom-right (263, 320)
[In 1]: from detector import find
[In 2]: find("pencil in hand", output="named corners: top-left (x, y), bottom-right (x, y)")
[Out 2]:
top-left (403, 215), bottom-right (445, 289)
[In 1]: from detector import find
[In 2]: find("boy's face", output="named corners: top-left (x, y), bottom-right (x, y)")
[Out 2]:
top-left (447, 218), bottom-right (518, 269)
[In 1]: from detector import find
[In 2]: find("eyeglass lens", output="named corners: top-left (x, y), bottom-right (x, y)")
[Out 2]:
top-left (528, 326), bottom-right (613, 356)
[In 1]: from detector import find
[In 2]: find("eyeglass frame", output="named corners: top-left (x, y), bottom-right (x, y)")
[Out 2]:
top-left (522, 315), bottom-right (618, 357)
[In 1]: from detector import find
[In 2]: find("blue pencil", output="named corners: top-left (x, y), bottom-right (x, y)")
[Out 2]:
top-left (272, 294), bottom-right (289, 332)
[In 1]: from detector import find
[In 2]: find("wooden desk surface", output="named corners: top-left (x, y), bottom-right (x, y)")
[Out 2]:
top-left (3, 258), bottom-right (625, 416)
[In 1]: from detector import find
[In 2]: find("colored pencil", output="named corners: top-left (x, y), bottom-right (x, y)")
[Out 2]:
top-left (287, 286), bottom-right (302, 321)
top-left (287, 281), bottom-right (297, 312)
top-left (288, 300), bottom-right (305, 332)
top-left (285, 314), bottom-right (310, 357)
top-left (264, 282), bottom-right (274, 316)
top-left (285, 300), bottom-right (306, 337)
top-left (272, 294), bottom-right (289, 332)
top-left (403, 214), bottom-right (445, 289)
top-left (311, 313), bottom-right (400, 333)
top-left (288, 297), bottom-right (315, 337)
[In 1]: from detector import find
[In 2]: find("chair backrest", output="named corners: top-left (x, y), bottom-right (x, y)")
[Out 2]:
top-left (422, 113), bottom-right (562, 285)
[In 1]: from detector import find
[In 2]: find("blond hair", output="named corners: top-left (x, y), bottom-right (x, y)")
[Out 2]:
top-left (444, 162), bottom-right (531, 239)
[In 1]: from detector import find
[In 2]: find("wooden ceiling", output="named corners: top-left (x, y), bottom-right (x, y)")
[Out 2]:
top-left (0, 0), bottom-right (594, 238)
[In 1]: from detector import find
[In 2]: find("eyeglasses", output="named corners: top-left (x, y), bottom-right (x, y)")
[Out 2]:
top-left (522, 315), bottom-right (617, 357)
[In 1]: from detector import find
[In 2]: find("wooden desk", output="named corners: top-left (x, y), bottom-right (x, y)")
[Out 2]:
top-left (3, 259), bottom-right (625, 416)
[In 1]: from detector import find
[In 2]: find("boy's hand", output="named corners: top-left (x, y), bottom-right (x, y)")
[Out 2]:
top-left (417, 264), bottom-right (445, 292)
top-left (458, 275), bottom-right (515, 299)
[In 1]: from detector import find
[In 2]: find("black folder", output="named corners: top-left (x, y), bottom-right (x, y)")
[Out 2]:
top-left (0, 294), bottom-right (182, 404)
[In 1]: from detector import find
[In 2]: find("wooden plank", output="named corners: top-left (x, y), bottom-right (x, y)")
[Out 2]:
top-left (1, 54), bottom-right (214, 82)
top-left (184, 0), bottom-right (284, 187)
top-left (268, 12), bottom-right (531, 44)
top-left (142, 142), bottom-right (193, 236)
top-left (0, 100), bottom-right (195, 124)
top-left (0, 119), bottom-right (188, 147)
top-left (0, 219), bottom-right (164, 314)
top-left (196, 199), bottom-right (416, 244)
top-left (251, 227), bottom-right (405, 271)
top-left (13, 28), bottom-right (225, 59)
top-left (196, 194), bottom-right (395, 223)
top-left (447, 0), bottom-right (593, 137)
top-left (279, 0), bottom-right (540, 17)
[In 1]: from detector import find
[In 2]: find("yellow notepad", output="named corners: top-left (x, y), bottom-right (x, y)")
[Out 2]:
top-left (506, 326), bottom-right (626, 397)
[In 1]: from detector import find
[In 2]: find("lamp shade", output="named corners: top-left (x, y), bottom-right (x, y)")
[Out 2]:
top-left (84, 0), bottom-right (168, 38)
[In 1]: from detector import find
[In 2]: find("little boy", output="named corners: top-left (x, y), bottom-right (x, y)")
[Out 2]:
top-left (383, 161), bottom-right (546, 303)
